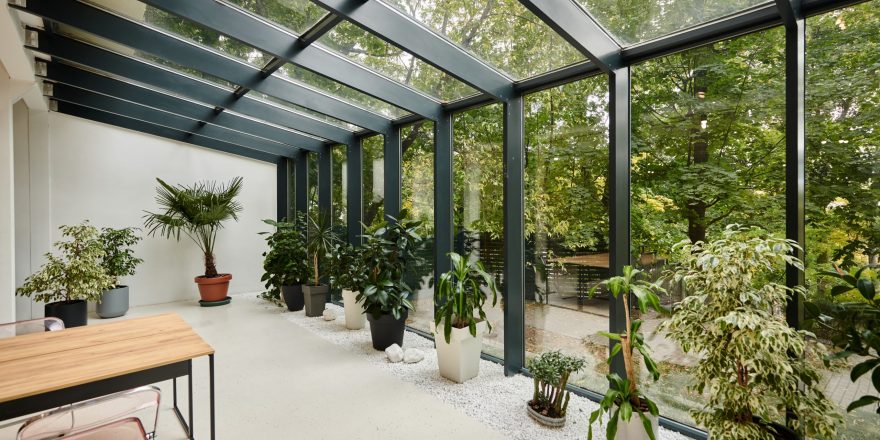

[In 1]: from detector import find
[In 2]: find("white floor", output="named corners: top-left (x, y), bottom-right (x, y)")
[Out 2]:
top-left (1, 294), bottom-right (503, 440)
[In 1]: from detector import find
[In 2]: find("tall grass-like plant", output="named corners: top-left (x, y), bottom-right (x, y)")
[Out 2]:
top-left (662, 225), bottom-right (841, 439)
top-left (143, 177), bottom-right (243, 278)
top-left (434, 252), bottom-right (498, 344)
top-left (306, 211), bottom-right (336, 287)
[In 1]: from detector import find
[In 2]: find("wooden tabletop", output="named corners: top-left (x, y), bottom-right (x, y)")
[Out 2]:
top-left (551, 252), bottom-right (610, 269)
top-left (0, 313), bottom-right (214, 403)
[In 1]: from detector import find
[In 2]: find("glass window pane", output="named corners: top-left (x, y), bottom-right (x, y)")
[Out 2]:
top-left (453, 104), bottom-right (504, 359)
top-left (362, 135), bottom-right (385, 228)
top-left (577, 0), bottom-right (771, 46)
top-left (631, 27), bottom-right (786, 427)
top-left (806, 2), bottom-right (880, 438)
top-left (402, 122), bottom-right (435, 335)
top-left (317, 21), bottom-right (477, 102)
top-left (255, 92), bottom-right (363, 132)
top-left (221, 0), bottom-right (326, 35)
top-left (382, 0), bottom-right (585, 80)
top-left (524, 75), bottom-right (610, 393)
top-left (332, 145), bottom-right (347, 233)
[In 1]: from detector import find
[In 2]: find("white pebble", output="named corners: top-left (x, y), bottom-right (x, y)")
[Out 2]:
top-left (385, 343), bottom-right (404, 363)
top-left (322, 309), bottom-right (336, 321)
top-left (403, 349), bottom-right (424, 364)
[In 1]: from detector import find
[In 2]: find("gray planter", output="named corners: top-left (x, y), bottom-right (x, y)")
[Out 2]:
top-left (96, 286), bottom-right (129, 319)
top-left (302, 284), bottom-right (328, 317)
top-left (527, 405), bottom-right (566, 428)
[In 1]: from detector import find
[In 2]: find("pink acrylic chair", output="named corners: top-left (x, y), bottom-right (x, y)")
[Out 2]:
top-left (63, 417), bottom-right (147, 440)
top-left (17, 386), bottom-right (161, 440)
top-left (0, 317), bottom-right (64, 339)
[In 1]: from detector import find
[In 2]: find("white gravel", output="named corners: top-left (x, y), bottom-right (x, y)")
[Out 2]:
top-left (250, 295), bottom-right (691, 440)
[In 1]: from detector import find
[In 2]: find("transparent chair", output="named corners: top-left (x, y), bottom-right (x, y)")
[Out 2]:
top-left (0, 317), bottom-right (65, 339)
top-left (64, 417), bottom-right (147, 440)
top-left (17, 386), bottom-right (161, 440)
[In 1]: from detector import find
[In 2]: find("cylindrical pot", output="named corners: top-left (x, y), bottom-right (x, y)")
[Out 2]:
top-left (435, 321), bottom-right (487, 383)
top-left (194, 274), bottom-right (232, 302)
top-left (526, 405), bottom-right (565, 428)
top-left (616, 411), bottom-right (658, 440)
top-left (302, 284), bottom-right (328, 317)
top-left (281, 285), bottom-right (304, 311)
top-left (366, 310), bottom-right (408, 351)
top-left (341, 289), bottom-right (366, 330)
top-left (96, 286), bottom-right (129, 319)
top-left (750, 417), bottom-right (801, 440)
top-left (45, 300), bottom-right (87, 328)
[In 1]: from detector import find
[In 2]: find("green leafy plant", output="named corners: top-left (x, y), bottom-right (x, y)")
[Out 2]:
top-left (587, 265), bottom-right (666, 440)
top-left (17, 222), bottom-right (114, 303)
top-left (98, 227), bottom-right (143, 288)
top-left (434, 252), bottom-right (498, 344)
top-left (356, 209), bottom-right (425, 320)
top-left (807, 265), bottom-right (880, 414)
top-left (259, 215), bottom-right (309, 306)
top-left (143, 177), bottom-right (243, 278)
top-left (328, 241), bottom-right (366, 292)
top-left (527, 350), bottom-right (586, 419)
top-left (306, 211), bottom-right (337, 287)
top-left (662, 225), bottom-right (841, 439)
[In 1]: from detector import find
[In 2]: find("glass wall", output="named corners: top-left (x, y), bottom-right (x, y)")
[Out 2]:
top-left (631, 27), bottom-right (787, 426)
top-left (806, 2), bottom-right (880, 438)
top-left (523, 76), bottom-right (610, 393)
top-left (402, 122), bottom-right (435, 334)
top-left (362, 135), bottom-right (385, 228)
top-left (331, 145), bottom-right (347, 234)
top-left (453, 104), bottom-right (505, 359)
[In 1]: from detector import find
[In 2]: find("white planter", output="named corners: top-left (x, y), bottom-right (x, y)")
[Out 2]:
top-left (616, 411), bottom-right (658, 440)
top-left (341, 289), bottom-right (366, 330)
top-left (434, 321), bottom-right (487, 383)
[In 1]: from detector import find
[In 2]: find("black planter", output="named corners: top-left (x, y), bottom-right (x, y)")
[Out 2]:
top-left (367, 310), bottom-right (408, 351)
top-left (754, 417), bottom-right (801, 440)
top-left (44, 300), bottom-right (88, 328)
top-left (281, 285), bottom-right (304, 311)
top-left (302, 284), bottom-right (328, 317)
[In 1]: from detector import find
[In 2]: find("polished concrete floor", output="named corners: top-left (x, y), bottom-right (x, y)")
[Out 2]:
top-left (1, 295), bottom-right (504, 440)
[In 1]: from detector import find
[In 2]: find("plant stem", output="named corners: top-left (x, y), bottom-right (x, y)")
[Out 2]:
top-left (204, 252), bottom-right (218, 278)
top-left (621, 291), bottom-right (640, 407)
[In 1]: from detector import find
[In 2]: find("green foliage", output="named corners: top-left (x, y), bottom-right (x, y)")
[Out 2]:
top-left (588, 266), bottom-right (666, 440)
top-left (143, 177), bottom-right (243, 278)
top-left (434, 252), bottom-right (498, 344)
top-left (98, 227), bottom-right (143, 288)
top-left (806, 265), bottom-right (880, 414)
top-left (327, 241), bottom-right (366, 293)
top-left (662, 225), bottom-right (842, 439)
top-left (17, 222), bottom-right (114, 304)
top-left (356, 210), bottom-right (425, 320)
top-left (527, 350), bottom-right (586, 419)
top-left (259, 215), bottom-right (309, 306)
top-left (306, 210), bottom-right (337, 286)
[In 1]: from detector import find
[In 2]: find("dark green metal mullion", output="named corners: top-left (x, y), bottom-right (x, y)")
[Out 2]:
top-left (295, 151), bottom-right (309, 217)
top-left (502, 96), bottom-right (525, 376)
top-left (608, 67), bottom-right (631, 379)
top-left (346, 140), bottom-right (363, 246)
top-left (318, 145), bottom-right (333, 217)
top-left (383, 127), bottom-right (402, 219)
top-left (276, 157), bottom-right (290, 221)
top-left (434, 113), bottom-right (454, 296)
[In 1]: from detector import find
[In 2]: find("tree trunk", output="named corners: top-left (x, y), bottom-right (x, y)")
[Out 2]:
top-left (204, 252), bottom-right (218, 278)
top-left (687, 129), bottom-right (709, 243)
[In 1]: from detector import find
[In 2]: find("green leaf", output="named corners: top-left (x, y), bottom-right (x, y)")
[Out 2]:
top-left (847, 395), bottom-right (880, 412)
top-left (851, 358), bottom-right (880, 381)
top-left (620, 400), bottom-right (632, 421)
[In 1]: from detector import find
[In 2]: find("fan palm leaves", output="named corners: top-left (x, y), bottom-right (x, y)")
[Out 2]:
top-left (144, 177), bottom-right (243, 277)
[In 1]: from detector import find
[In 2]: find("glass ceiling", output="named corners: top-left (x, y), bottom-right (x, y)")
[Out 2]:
top-left (380, 0), bottom-right (586, 80)
top-left (221, 0), bottom-right (327, 35)
top-left (576, 0), bottom-right (773, 46)
top-left (255, 92), bottom-right (364, 131)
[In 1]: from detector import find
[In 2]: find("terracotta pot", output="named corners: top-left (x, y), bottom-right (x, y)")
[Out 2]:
top-left (194, 274), bottom-right (232, 302)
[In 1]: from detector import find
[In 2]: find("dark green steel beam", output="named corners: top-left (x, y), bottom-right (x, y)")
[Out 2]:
top-left (346, 141), bottom-right (363, 245)
top-left (277, 157), bottom-right (291, 221)
top-left (502, 96), bottom-right (525, 375)
top-left (383, 126), bottom-right (401, 219)
top-left (433, 113), bottom-right (453, 297)
top-left (295, 151), bottom-right (309, 216)
top-left (318, 145), bottom-right (333, 216)
top-left (608, 67), bottom-right (630, 379)
top-left (53, 100), bottom-right (280, 163)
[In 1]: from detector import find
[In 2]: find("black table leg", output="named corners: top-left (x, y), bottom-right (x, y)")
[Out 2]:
top-left (188, 360), bottom-right (194, 439)
top-left (209, 354), bottom-right (215, 440)
top-left (172, 366), bottom-right (194, 439)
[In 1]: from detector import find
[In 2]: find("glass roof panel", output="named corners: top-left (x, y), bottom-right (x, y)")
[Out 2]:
top-left (380, 0), bottom-right (586, 80)
top-left (220, 0), bottom-right (327, 35)
top-left (576, 0), bottom-right (772, 46)
top-left (255, 92), bottom-right (363, 131)
top-left (277, 63), bottom-right (411, 119)
top-left (317, 21), bottom-right (478, 102)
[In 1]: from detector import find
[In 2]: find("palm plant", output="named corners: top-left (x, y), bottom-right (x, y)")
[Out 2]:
top-left (434, 252), bottom-right (498, 344)
top-left (307, 210), bottom-right (336, 286)
top-left (143, 177), bottom-right (243, 278)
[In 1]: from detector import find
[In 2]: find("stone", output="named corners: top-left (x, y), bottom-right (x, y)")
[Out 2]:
top-left (403, 349), bottom-right (424, 364)
top-left (322, 309), bottom-right (336, 321)
top-left (385, 343), bottom-right (404, 363)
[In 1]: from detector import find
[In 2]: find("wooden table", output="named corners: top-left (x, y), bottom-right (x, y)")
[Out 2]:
top-left (0, 313), bottom-right (215, 439)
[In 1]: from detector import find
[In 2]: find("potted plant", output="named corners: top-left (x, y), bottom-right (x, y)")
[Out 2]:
top-left (143, 177), bottom-right (242, 305)
top-left (17, 222), bottom-right (113, 327)
top-left (303, 211), bottom-right (336, 317)
top-left (260, 216), bottom-right (309, 311)
top-left (96, 227), bottom-right (143, 318)
top-left (328, 241), bottom-right (367, 329)
top-left (662, 225), bottom-right (841, 439)
top-left (587, 265), bottom-right (666, 440)
top-left (526, 350), bottom-right (586, 428)
top-left (434, 251), bottom-right (498, 383)
top-left (357, 210), bottom-right (425, 350)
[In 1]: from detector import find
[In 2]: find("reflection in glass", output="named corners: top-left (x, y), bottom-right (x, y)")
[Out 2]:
top-left (402, 122), bottom-right (435, 334)
top-left (523, 76), bottom-right (610, 393)
top-left (631, 27), bottom-right (786, 427)
top-left (362, 135), bottom-right (385, 228)
top-left (222, 0), bottom-right (326, 35)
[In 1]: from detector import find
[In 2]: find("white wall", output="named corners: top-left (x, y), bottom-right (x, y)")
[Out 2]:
top-left (36, 112), bottom-right (275, 308)
top-left (0, 66), bottom-right (15, 323)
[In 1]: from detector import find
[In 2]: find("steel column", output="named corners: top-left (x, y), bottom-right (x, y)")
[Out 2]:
top-left (383, 127), bottom-right (402, 219)
top-left (295, 151), bottom-right (309, 217)
top-left (346, 141), bottom-right (363, 245)
top-left (502, 96), bottom-right (525, 375)
top-left (433, 113), bottom-right (454, 293)
top-left (608, 67), bottom-right (631, 379)
top-left (318, 146), bottom-right (333, 217)
top-left (277, 157), bottom-right (290, 221)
